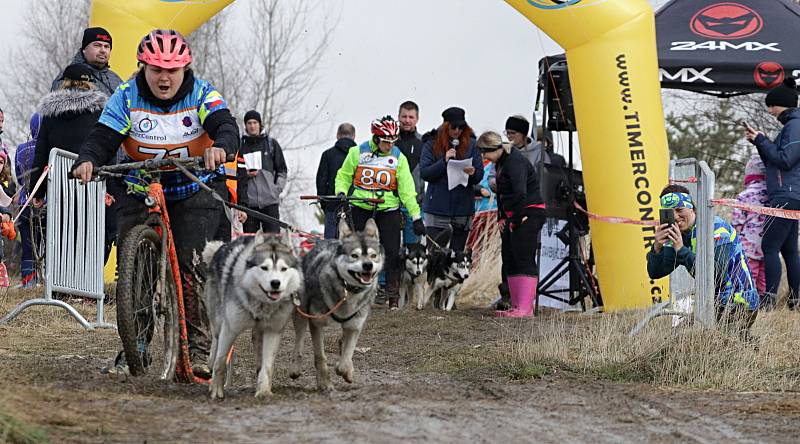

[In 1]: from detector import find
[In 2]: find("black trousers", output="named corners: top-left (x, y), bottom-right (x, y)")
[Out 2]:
top-left (501, 213), bottom-right (546, 277)
top-left (116, 180), bottom-right (231, 354)
top-left (426, 225), bottom-right (470, 253)
top-left (351, 207), bottom-right (401, 297)
top-left (242, 204), bottom-right (281, 234)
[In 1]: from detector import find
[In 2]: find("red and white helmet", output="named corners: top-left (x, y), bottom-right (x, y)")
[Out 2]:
top-left (371, 116), bottom-right (399, 138)
top-left (137, 29), bottom-right (193, 69)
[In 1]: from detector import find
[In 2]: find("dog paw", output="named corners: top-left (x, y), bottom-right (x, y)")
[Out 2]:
top-left (254, 387), bottom-right (273, 399)
top-left (209, 383), bottom-right (225, 401)
top-left (318, 382), bottom-right (336, 393)
top-left (335, 364), bottom-right (354, 383)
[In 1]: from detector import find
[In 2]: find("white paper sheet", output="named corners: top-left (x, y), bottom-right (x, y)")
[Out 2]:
top-left (243, 152), bottom-right (262, 170)
top-left (0, 186), bottom-right (12, 208)
top-left (446, 158), bottom-right (472, 190)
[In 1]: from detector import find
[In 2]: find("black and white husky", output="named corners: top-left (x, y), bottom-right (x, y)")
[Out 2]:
top-left (399, 243), bottom-right (429, 310)
top-left (289, 219), bottom-right (383, 392)
top-left (427, 248), bottom-right (472, 311)
top-left (202, 232), bottom-right (303, 399)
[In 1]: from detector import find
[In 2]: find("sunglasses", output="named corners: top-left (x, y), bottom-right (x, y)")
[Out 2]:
top-left (378, 137), bottom-right (398, 144)
top-left (451, 125), bottom-right (465, 131)
top-left (503, 130), bottom-right (520, 137)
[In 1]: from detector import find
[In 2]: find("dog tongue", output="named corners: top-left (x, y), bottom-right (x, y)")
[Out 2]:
top-left (268, 291), bottom-right (281, 300)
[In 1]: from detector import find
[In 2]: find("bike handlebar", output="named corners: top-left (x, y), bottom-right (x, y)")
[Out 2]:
top-left (300, 195), bottom-right (385, 204)
top-left (93, 154), bottom-right (236, 177)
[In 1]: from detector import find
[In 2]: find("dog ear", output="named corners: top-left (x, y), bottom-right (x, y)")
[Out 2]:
top-left (450, 250), bottom-right (456, 259)
top-left (364, 218), bottom-right (380, 240)
top-left (338, 218), bottom-right (352, 238)
top-left (465, 248), bottom-right (472, 259)
top-left (399, 247), bottom-right (408, 258)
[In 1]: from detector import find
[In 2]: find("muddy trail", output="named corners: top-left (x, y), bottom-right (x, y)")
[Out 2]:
top-left (1, 294), bottom-right (799, 443)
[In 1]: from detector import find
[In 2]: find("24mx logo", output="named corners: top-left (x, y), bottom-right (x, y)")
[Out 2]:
top-left (526, 0), bottom-right (582, 10)
top-left (690, 3), bottom-right (763, 40)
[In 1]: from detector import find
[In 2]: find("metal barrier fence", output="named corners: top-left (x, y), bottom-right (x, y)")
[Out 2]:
top-left (630, 158), bottom-right (714, 335)
top-left (1, 148), bottom-right (114, 330)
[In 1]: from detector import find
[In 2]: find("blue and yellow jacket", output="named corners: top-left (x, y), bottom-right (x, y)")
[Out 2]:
top-left (646, 216), bottom-right (759, 310)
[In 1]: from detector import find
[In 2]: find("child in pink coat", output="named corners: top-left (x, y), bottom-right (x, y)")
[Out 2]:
top-left (732, 154), bottom-right (769, 294)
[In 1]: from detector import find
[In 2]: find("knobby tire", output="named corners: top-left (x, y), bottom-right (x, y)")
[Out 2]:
top-left (116, 225), bottom-right (179, 378)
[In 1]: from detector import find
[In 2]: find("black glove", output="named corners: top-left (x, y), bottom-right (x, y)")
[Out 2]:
top-left (413, 218), bottom-right (426, 236)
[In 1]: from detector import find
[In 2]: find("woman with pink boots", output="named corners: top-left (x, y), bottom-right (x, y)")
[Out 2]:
top-left (477, 131), bottom-right (545, 318)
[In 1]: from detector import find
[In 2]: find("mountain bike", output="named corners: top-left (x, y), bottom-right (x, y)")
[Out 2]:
top-left (95, 156), bottom-right (211, 383)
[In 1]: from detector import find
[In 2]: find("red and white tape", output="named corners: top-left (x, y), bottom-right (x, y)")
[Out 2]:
top-left (712, 199), bottom-right (800, 220)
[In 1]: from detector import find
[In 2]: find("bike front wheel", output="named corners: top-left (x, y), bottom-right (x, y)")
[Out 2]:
top-left (116, 225), bottom-right (179, 379)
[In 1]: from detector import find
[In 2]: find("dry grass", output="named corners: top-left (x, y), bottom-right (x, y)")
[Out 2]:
top-left (460, 218), bottom-right (502, 308)
top-left (495, 309), bottom-right (800, 392)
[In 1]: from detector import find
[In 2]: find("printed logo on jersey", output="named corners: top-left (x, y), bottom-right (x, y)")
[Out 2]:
top-left (135, 117), bottom-right (158, 133)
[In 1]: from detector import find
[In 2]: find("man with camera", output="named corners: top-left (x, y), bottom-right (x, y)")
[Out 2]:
top-left (646, 185), bottom-right (760, 334)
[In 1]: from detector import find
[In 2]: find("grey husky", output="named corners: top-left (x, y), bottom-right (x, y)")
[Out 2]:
top-left (202, 232), bottom-right (303, 399)
top-left (289, 219), bottom-right (383, 391)
top-left (399, 243), bottom-right (429, 310)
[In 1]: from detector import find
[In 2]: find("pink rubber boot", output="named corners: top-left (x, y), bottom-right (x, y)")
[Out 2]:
top-left (495, 275), bottom-right (537, 318)
top-left (0, 263), bottom-right (9, 288)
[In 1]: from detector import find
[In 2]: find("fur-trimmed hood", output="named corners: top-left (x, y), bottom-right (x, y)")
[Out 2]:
top-left (37, 88), bottom-right (107, 119)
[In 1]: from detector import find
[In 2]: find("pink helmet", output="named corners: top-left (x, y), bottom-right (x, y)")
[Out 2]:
top-left (371, 116), bottom-right (399, 138)
top-left (137, 29), bottom-right (193, 69)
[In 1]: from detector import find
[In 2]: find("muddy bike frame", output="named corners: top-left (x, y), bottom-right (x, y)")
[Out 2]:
top-left (96, 157), bottom-right (211, 384)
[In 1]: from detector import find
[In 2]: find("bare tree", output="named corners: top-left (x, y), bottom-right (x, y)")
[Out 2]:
top-left (0, 0), bottom-right (90, 145)
top-left (190, 0), bottom-right (338, 227)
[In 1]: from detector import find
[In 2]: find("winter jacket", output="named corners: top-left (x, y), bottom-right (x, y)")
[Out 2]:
top-left (475, 160), bottom-right (497, 213)
top-left (517, 137), bottom-right (567, 171)
top-left (335, 139), bottom-right (420, 217)
top-left (237, 133), bottom-right (287, 208)
top-left (32, 88), bottom-right (107, 198)
top-left (75, 70), bottom-right (240, 202)
top-left (396, 129), bottom-right (424, 206)
top-left (731, 177), bottom-right (768, 261)
top-left (316, 137), bottom-right (355, 211)
top-left (15, 113), bottom-right (41, 204)
top-left (495, 147), bottom-right (543, 221)
top-left (51, 51), bottom-right (124, 96)
top-left (646, 217), bottom-right (759, 310)
top-left (419, 130), bottom-right (484, 217)
top-left (751, 107), bottom-right (800, 203)
top-left (0, 180), bottom-right (16, 216)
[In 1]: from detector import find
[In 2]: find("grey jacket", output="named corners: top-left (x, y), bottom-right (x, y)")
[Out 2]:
top-left (51, 51), bottom-right (124, 96)
top-left (238, 133), bottom-right (288, 208)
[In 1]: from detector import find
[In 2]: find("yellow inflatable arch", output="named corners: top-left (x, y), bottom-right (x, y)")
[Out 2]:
top-left (93, 0), bottom-right (669, 310)
top-left (505, 0), bottom-right (669, 310)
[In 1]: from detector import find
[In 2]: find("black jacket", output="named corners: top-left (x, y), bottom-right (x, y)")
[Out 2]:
top-left (316, 137), bottom-right (355, 210)
top-left (397, 129), bottom-right (424, 205)
top-left (33, 88), bottom-right (107, 198)
top-left (495, 147), bottom-right (543, 221)
top-left (237, 133), bottom-right (288, 208)
top-left (51, 51), bottom-right (123, 96)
